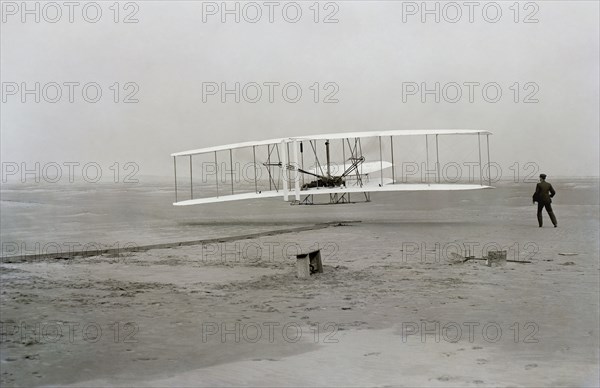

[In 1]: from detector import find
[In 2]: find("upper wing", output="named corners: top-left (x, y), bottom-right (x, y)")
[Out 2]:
top-left (171, 129), bottom-right (491, 157)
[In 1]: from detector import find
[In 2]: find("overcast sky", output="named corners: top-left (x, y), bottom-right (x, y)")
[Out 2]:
top-left (1, 1), bottom-right (598, 180)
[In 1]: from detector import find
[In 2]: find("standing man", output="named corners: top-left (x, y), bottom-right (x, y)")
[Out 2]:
top-left (533, 173), bottom-right (558, 227)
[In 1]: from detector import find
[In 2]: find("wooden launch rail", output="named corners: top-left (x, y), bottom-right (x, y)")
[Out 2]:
top-left (1, 221), bottom-right (359, 263)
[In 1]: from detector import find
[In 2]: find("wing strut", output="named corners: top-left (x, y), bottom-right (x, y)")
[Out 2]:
top-left (436, 134), bottom-right (440, 183)
top-left (292, 139), bottom-right (300, 201)
top-left (390, 136), bottom-right (395, 184)
top-left (173, 156), bottom-right (178, 202)
top-left (190, 155), bottom-right (193, 199)
top-left (478, 133), bottom-right (483, 186)
top-left (325, 140), bottom-right (331, 178)
top-left (214, 151), bottom-right (219, 197)
top-left (425, 135), bottom-right (429, 183)
top-left (252, 145), bottom-right (258, 193)
top-left (281, 140), bottom-right (288, 200)
top-left (486, 134), bottom-right (492, 186)
top-left (379, 136), bottom-right (383, 186)
top-left (229, 149), bottom-right (234, 195)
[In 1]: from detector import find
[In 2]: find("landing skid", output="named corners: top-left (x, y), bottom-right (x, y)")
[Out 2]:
top-left (292, 192), bottom-right (371, 205)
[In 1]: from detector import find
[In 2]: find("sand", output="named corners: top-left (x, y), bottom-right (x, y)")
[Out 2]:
top-left (1, 181), bottom-right (599, 387)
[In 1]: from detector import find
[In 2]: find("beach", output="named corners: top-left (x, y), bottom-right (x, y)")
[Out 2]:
top-left (3, 0), bottom-right (599, 384)
top-left (1, 179), bottom-right (598, 386)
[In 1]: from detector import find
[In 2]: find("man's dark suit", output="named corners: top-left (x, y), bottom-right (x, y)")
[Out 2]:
top-left (534, 181), bottom-right (557, 227)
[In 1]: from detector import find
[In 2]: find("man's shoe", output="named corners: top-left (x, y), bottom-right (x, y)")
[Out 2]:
top-left (554, 225), bottom-right (557, 228)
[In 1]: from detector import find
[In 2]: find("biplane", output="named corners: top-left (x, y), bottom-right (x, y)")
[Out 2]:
top-left (171, 129), bottom-right (493, 206)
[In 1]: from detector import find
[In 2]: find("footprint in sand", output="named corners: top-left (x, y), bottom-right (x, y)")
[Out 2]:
top-left (363, 352), bottom-right (380, 357)
top-left (525, 363), bottom-right (538, 370)
top-left (434, 375), bottom-right (458, 382)
top-left (476, 358), bottom-right (488, 365)
top-left (472, 346), bottom-right (483, 350)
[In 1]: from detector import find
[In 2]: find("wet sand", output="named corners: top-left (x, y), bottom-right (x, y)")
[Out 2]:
top-left (1, 181), bottom-right (599, 386)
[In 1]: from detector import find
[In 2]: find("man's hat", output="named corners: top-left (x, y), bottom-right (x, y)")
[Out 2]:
top-left (540, 174), bottom-right (547, 179)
